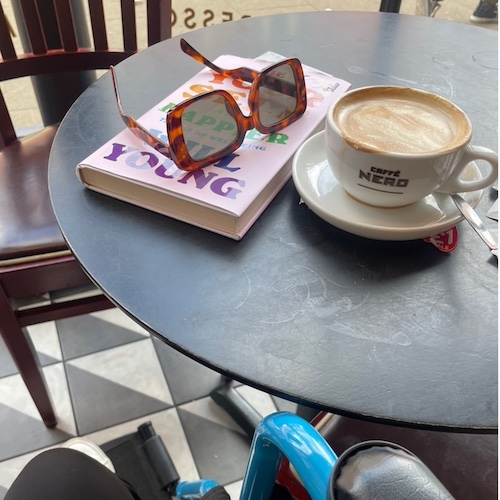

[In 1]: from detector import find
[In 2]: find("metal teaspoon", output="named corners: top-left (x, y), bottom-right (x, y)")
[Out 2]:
top-left (451, 193), bottom-right (498, 255)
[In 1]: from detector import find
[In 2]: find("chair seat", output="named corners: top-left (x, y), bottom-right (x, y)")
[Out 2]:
top-left (0, 0), bottom-right (170, 429)
top-left (0, 125), bottom-right (68, 262)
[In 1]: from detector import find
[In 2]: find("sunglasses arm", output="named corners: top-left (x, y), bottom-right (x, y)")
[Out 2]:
top-left (180, 40), bottom-right (301, 100)
top-left (180, 38), bottom-right (259, 84)
top-left (110, 66), bottom-right (172, 158)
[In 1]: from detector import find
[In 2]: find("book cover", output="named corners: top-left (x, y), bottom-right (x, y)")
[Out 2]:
top-left (77, 52), bottom-right (351, 239)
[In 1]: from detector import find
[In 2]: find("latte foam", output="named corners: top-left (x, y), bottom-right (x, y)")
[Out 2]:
top-left (334, 87), bottom-right (471, 154)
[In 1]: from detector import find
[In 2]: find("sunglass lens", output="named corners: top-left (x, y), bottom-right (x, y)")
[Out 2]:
top-left (258, 61), bottom-right (299, 127)
top-left (181, 94), bottom-right (238, 161)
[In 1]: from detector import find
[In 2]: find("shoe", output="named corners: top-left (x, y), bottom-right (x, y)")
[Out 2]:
top-left (60, 437), bottom-right (116, 472)
top-left (470, 1), bottom-right (498, 22)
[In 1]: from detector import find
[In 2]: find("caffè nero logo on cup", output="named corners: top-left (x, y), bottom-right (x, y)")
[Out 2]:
top-left (325, 86), bottom-right (498, 208)
top-left (359, 167), bottom-right (409, 189)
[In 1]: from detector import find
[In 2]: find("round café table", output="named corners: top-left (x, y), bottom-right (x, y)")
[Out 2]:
top-left (49, 12), bottom-right (498, 432)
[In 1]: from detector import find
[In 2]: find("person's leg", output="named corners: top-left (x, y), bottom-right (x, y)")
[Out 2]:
top-left (471, 0), bottom-right (498, 23)
top-left (6, 448), bottom-right (141, 500)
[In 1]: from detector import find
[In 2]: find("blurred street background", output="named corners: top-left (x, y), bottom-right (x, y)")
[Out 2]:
top-left (0, 0), bottom-right (497, 133)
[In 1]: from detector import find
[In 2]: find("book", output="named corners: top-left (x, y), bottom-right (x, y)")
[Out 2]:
top-left (76, 52), bottom-right (351, 240)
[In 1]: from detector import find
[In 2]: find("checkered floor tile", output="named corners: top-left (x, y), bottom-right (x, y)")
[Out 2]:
top-left (0, 308), bottom-right (297, 499)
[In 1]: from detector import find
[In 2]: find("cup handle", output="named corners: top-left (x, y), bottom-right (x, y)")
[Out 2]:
top-left (436, 146), bottom-right (498, 193)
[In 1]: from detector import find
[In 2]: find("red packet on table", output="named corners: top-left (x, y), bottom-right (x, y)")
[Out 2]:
top-left (424, 226), bottom-right (459, 253)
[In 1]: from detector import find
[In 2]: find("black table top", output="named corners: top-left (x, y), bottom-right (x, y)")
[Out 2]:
top-left (49, 12), bottom-right (498, 432)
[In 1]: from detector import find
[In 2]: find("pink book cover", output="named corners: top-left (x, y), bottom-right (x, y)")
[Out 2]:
top-left (77, 52), bottom-right (351, 239)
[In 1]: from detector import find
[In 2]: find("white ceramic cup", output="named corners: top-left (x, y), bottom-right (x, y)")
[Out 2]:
top-left (325, 86), bottom-right (498, 208)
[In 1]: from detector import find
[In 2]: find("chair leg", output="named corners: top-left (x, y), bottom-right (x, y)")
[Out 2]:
top-left (0, 285), bottom-right (57, 427)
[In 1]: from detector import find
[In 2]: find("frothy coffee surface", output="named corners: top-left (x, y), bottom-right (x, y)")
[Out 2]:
top-left (334, 87), bottom-right (471, 154)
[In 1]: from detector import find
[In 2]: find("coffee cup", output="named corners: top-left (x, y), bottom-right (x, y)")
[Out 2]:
top-left (325, 86), bottom-right (498, 208)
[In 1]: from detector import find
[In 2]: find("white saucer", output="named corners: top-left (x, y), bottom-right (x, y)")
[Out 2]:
top-left (292, 131), bottom-right (483, 241)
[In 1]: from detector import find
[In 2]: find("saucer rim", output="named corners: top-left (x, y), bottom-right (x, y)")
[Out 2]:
top-left (292, 130), bottom-right (483, 241)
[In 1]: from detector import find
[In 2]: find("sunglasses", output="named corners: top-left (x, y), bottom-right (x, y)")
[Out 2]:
top-left (110, 39), bottom-right (307, 172)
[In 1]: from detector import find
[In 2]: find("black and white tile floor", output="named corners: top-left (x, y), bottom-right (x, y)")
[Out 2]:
top-left (0, 307), bottom-right (297, 499)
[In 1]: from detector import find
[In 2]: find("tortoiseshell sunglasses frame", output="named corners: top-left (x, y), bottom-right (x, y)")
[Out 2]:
top-left (111, 38), bottom-right (307, 172)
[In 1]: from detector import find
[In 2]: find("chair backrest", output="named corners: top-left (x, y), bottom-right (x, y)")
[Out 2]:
top-left (0, 0), bottom-right (172, 147)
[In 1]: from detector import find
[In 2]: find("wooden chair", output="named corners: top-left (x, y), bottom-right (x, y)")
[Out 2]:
top-left (0, 0), bottom-right (171, 427)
